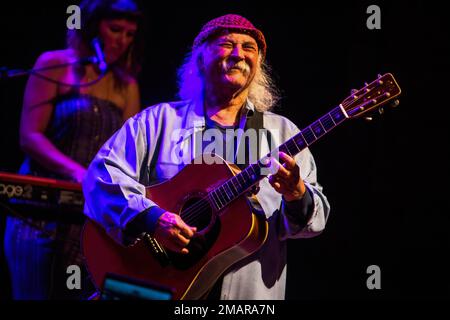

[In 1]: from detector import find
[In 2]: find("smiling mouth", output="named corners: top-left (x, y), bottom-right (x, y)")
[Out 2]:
top-left (225, 65), bottom-right (247, 73)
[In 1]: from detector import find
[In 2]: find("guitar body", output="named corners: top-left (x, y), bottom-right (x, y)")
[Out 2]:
top-left (82, 73), bottom-right (401, 300)
top-left (82, 160), bottom-right (268, 300)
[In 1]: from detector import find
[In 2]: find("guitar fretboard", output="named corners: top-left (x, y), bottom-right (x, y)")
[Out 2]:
top-left (208, 105), bottom-right (348, 211)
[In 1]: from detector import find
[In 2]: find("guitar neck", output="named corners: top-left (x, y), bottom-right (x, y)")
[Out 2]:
top-left (208, 105), bottom-right (349, 211)
top-left (277, 104), bottom-right (348, 158)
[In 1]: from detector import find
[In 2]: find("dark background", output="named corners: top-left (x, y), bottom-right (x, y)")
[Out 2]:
top-left (1, 0), bottom-right (449, 300)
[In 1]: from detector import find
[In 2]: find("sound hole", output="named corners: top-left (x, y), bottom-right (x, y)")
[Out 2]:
top-left (168, 196), bottom-right (220, 270)
top-left (180, 197), bottom-right (213, 232)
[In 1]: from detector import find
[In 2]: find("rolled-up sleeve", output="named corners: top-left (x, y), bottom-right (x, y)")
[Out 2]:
top-left (82, 110), bottom-right (163, 245)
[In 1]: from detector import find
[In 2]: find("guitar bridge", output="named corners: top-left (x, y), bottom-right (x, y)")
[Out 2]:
top-left (143, 233), bottom-right (170, 267)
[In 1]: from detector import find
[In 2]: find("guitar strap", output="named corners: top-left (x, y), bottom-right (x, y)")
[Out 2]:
top-left (235, 109), bottom-right (272, 170)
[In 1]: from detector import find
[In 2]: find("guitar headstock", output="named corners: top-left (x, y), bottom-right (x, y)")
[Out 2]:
top-left (341, 73), bottom-right (401, 119)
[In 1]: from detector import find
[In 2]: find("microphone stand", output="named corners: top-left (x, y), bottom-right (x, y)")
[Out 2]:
top-left (0, 55), bottom-right (106, 235)
top-left (0, 57), bottom-right (106, 86)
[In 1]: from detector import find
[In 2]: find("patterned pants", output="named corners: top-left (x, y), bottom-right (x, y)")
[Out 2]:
top-left (4, 216), bottom-right (95, 300)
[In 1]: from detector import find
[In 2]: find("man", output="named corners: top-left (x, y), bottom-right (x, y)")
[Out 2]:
top-left (83, 14), bottom-right (330, 299)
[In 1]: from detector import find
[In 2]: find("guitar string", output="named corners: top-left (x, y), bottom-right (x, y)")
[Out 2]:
top-left (180, 172), bottom-right (255, 225)
top-left (184, 82), bottom-right (399, 225)
top-left (179, 125), bottom-right (335, 225)
top-left (170, 88), bottom-right (387, 226)
top-left (177, 99), bottom-right (360, 225)
top-left (179, 163), bottom-right (266, 225)
top-left (179, 100), bottom-right (355, 223)
top-left (177, 122), bottom-right (335, 226)
top-left (180, 113), bottom-right (339, 225)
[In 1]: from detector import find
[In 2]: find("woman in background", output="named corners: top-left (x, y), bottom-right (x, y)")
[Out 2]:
top-left (4, 0), bottom-right (145, 299)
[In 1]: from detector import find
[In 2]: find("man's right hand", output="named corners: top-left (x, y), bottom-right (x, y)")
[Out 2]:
top-left (154, 211), bottom-right (197, 254)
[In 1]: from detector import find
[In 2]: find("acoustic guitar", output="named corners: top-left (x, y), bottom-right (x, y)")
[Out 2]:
top-left (82, 73), bottom-right (401, 299)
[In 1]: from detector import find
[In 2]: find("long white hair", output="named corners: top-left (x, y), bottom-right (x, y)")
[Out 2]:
top-left (177, 44), bottom-right (280, 112)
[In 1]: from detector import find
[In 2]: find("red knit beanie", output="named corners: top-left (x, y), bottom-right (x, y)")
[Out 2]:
top-left (192, 14), bottom-right (267, 57)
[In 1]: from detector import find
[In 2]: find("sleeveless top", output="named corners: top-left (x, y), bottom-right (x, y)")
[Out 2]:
top-left (19, 92), bottom-right (123, 179)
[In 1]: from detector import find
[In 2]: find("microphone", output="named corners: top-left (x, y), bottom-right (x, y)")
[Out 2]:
top-left (91, 37), bottom-right (108, 74)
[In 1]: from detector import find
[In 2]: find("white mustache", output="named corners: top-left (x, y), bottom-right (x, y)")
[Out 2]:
top-left (222, 61), bottom-right (250, 75)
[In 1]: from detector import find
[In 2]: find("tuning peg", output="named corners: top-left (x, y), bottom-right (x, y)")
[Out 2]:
top-left (364, 82), bottom-right (369, 87)
top-left (351, 89), bottom-right (358, 94)
top-left (378, 107), bottom-right (384, 115)
top-left (364, 116), bottom-right (373, 121)
top-left (390, 99), bottom-right (400, 108)
top-left (378, 74), bottom-right (382, 79)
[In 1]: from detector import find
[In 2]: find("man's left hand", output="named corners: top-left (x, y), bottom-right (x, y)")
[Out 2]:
top-left (268, 152), bottom-right (306, 202)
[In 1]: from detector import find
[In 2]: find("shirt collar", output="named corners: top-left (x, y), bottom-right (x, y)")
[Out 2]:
top-left (185, 98), bottom-right (255, 131)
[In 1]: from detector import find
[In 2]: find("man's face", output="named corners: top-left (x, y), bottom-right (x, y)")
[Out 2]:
top-left (201, 32), bottom-right (260, 92)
